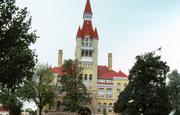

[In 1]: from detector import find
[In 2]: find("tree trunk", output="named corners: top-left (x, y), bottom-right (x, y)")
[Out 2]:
top-left (39, 106), bottom-right (42, 115)
top-left (9, 105), bottom-right (12, 115)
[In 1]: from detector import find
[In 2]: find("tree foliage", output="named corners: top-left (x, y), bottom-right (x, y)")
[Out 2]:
top-left (0, 0), bottom-right (37, 89)
top-left (114, 52), bottom-right (171, 115)
top-left (168, 70), bottom-right (180, 115)
top-left (0, 0), bottom-right (37, 114)
top-left (60, 59), bottom-right (91, 112)
top-left (25, 108), bottom-right (37, 115)
top-left (19, 64), bottom-right (57, 115)
top-left (0, 86), bottom-right (22, 115)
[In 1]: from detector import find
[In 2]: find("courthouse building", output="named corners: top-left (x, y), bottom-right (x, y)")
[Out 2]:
top-left (51, 0), bottom-right (128, 115)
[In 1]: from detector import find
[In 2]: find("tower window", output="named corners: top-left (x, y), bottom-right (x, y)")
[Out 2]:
top-left (81, 50), bottom-right (85, 57)
top-left (82, 41), bottom-right (84, 46)
top-left (89, 51), bottom-right (92, 57)
top-left (85, 51), bottom-right (88, 56)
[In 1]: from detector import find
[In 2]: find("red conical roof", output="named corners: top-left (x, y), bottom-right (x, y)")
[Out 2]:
top-left (76, 0), bottom-right (98, 40)
top-left (76, 26), bottom-right (82, 38)
top-left (84, 0), bottom-right (92, 14)
top-left (76, 21), bottom-right (98, 39)
top-left (93, 28), bottom-right (99, 38)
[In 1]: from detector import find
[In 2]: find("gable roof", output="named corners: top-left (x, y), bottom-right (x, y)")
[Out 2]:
top-left (51, 66), bottom-right (128, 79)
top-left (97, 66), bottom-right (127, 79)
top-left (51, 67), bottom-right (63, 76)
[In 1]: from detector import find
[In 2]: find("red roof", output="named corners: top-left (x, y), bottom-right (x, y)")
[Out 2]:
top-left (51, 67), bottom-right (63, 76)
top-left (51, 66), bottom-right (127, 79)
top-left (84, 0), bottom-right (92, 14)
top-left (76, 21), bottom-right (99, 39)
top-left (76, 0), bottom-right (98, 39)
top-left (0, 106), bottom-right (9, 112)
top-left (97, 66), bottom-right (128, 79)
top-left (76, 27), bottom-right (82, 38)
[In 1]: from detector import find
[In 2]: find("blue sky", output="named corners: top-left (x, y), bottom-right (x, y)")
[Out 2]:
top-left (16, 0), bottom-right (180, 74)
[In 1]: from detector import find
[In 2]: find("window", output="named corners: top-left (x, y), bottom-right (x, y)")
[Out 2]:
top-left (117, 83), bottom-right (121, 89)
top-left (82, 40), bottom-right (85, 46)
top-left (89, 51), bottom-right (92, 57)
top-left (81, 50), bottom-right (84, 57)
top-left (79, 74), bottom-right (83, 80)
top-left (97, 102), bottom-right (102, 112)
top-left (123, 83), bottom-right (127, 87)
top-left (84, 74), bottom-right (87, 80)
top-left (89, 74), bottom-right (92, 81)
top-left (89, 92), bottom-right (92, 97)
top-left (103, 103), bottom-right (107, 113)
top-left (106, 88), bottom-right (112, 98)
top-left (117, 83), bottom-right (121, 86)
top-left (98, 88), bottom-right (104, 98)
top-left (108, 103), bottom-right (113, 112)
top-left (85, 51), bottom-right (88, 56)
top-left (57, 101), bottom-right (61, 110)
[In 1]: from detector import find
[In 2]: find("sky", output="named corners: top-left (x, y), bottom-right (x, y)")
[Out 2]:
top-left (16, 0), bottom-right (180, 74)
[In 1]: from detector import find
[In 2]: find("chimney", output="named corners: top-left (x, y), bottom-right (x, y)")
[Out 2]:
top-left (58, 49), bottom-right (63, 67)
top-left (108, 53), bottom-right (112, 70)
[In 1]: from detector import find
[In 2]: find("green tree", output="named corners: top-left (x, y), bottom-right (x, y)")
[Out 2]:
top-left (60, 59), bottom-right (91, 112)
top-left (0, 87), bottom-right (22, 115)
top-left (114, 52), bottom-right (171, 115)
top-left (168, 70), bottom-right (180, 115)
top-left (0, 0), bottom-right (37, 114)
top-left (24, 108), bottom-right (37, 115)
top-left (0, 0), bottom-right (37, 89)
top-left (19, 64), bottom-right (57, 115)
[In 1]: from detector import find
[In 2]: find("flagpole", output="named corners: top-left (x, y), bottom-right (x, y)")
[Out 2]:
top-left (156, 46), bottom-right (162, 58)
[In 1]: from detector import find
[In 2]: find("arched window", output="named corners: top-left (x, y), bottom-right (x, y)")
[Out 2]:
top-left (89, 74), bottom-right (92, 81)
top-left (97, 102), bottom-right (102, 112)
top-left (103, 103), bottom-right (107, 108)
top-left (108, 103), bottom-right (113, 112)
top-left (79, 74), bottom-right (83, 80)
top-left (84, 74), bottom-right (87, 80)
top-left (103, 103), bottom-right (107, 114)
top-left (117, 83), bottom-right (121, 90)
top-left (123, 83), bottom-right (127, 87)
top-left (117, 83), bottom-right (121, 87)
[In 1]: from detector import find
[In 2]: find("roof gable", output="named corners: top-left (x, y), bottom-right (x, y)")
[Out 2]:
top-left (98, 66), bottom-right (127, 79)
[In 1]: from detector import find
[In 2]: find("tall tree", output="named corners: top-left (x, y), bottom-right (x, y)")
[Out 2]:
top-left (60, 59), bottom-right (91, 112)
top-left (114, 52), bottom-right (171, 115)
top-left (168, 69), bottom-right (180, 115)
top-left (0, 0), bottom-right (37, 89)
top-left (0, 0), bottom-right (37, 114)
top-left (19, 64), bottom-right (57, 115)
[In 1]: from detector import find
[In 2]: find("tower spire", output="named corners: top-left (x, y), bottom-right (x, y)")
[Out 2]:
top-left (83, 0), bottom-right (93, 21)
top-left (84, 0), bottom-right (92, 14)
